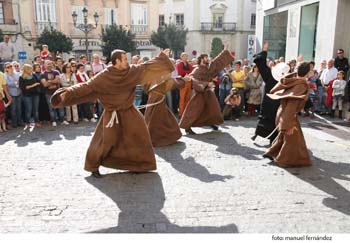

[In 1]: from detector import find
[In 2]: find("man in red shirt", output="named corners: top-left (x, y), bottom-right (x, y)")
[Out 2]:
top-left (176, 52), bottom-right (193, 117)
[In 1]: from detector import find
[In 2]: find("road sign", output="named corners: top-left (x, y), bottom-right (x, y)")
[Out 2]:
top-left (18, 51), bottom-right (27, 60)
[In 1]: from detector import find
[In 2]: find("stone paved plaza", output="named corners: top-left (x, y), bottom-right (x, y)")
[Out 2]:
top-left (0, 116), bottom-right (349, 233)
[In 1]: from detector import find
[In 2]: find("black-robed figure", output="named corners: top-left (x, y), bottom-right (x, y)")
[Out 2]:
top-left (252, 43), bottom-right (280, 144)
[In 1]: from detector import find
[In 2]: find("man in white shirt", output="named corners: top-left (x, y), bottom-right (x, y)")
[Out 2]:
top-left (320, 59), bottom-right (338, 115)
top-left (0, 35), bottom-right (15, 71)
top-left (320, 59), bottom-right (338, 86)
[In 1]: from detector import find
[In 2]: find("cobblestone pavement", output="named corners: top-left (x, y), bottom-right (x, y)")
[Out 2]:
top-left (0, 115), bottom-right (350, 233)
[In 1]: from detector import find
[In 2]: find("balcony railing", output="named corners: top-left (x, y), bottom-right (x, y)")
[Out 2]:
top-left (200, 22), bottom-right (237, 32)
top-left (35, 22), bottom-right (57, 33)
top-left (0, 18), bottom-right (17, 25)
top-left (131, 25), bottom-right (148, 35)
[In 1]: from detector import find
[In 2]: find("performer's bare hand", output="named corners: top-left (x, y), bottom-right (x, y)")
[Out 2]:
top-left (285, 126), bottom-right (297, 136)
top-left (263, 42), bottom-right (269, 51)
top-left (60, 92), bottom-right (66, 102)
top-left (162, 48), bottom-right (171, 57)
top-left (224, 42), bottom-right (229, 50)
top-left (184, 74), bottom-right (191, 82)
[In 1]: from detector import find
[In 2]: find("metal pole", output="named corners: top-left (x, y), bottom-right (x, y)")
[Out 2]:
top-left (85, 31), bottom-right (89, 59)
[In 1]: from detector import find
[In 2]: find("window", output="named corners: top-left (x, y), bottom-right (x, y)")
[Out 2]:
top-left (35, 0), bottom-right (56, 23)
top-left (0, 2), bottom-right (4, 24)
top-left (175, 14), bottom-right (184, 26)
top-left (251, 13), bottom-right (256, 27)
top-left (159, 15), bottom-right (165, 26)
top-left (130, 2), bottom-right (147, 34)
top-left (213, 13), bottom-right (223, 28)
top-left (72, 5), bottom-right (86, 25)
top-left (263, 11), bottom-right (288, 59)
top-left (105, 8), bottom-right (117, 26)
top-left (276, 0), bottom-right (296, 7)
top-left (298, 3), bottom-right (319, 61)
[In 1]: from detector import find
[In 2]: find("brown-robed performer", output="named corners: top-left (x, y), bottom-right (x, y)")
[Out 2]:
top-left (179, 47), bottom-right (234, 134)
top-left (263, 62), bottom-right (312, 167)
top-left (144, 75), bottom-right (187, 147)
top-left (51, 49), bottom-right (175, 178)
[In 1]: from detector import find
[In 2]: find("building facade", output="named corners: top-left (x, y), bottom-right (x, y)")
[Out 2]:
top-left (255, 0), bottom-right (350, 67)
top-left (0, 0), bottom-right (161, 62)
top-left (1, 0), bottom-right (257, 63)
top-left (158, 0), bottom-right (256, 60)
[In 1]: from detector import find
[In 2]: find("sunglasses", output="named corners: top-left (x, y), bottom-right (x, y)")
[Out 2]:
top-left (5, 65), bottom-right (13, 69)
top-left (71, 65), bottom-right (76, 67)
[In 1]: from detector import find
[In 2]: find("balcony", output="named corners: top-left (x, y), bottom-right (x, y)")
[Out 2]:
top-left (131, 25), bottom-right (148, 35)
top-left (0, 18), bottom-right (18, 33)
top-left (35, 22), bottom-right (57, 34)
top-left (200, 22), bottom-right (237, 32)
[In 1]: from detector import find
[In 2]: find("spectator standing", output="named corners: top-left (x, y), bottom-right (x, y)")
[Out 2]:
top-left (0, 92), bottom-right (10, 132)
top-left (176, 52), bottom-right (193, 118)
top-left (91, 54), bottom-right (106, 75)
top-left (315, 60), bottom-right (327, 113)
top-left (33, 63), bottom-right (49, 123)
top-left (19, 64), bottom-right (41, 126)
top-left (5, 62), bottom-right (22, 128)
top-left (231, 61), bottom-right (245, 117)
top-left (55, 56), bottom-right (63, 73)
top-left (79, 55), bottom-right (92, 72)
top-left (244, 64), bottom-right (263, 116)
top-left (0, 35), bottom-right (15, 71)
top-left (334, 49), bottom-right (349, 76)
top-left (331, 71), bottom-right (347, 119)
top-left (60, 62), bottom-right (78, 124)
top-left (75, 63), bottom-right (96, 122)
top-left (320, 59), bottom-right (338, 115)
top-left (40, 60), bottom-right (65, 126)
top-left (218, 64), bottom-right (233, 110)
top-left (0, 70), bottom-right (12, 104)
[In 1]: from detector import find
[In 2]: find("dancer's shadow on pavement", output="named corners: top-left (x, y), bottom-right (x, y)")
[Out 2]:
top-left (85, 172), bottom-right (238, 233)
top-left (186, 132), bottom-right (263, 160)
top-left (273, 151), bottom-right (350, 216)
top-left (155, 142), bottom-right (234, 183)
top-left (0, 123), bottom-right (94, 147)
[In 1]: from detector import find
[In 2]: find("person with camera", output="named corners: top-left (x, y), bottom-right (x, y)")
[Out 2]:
top-left (218, 63), bottom-right (233, 110)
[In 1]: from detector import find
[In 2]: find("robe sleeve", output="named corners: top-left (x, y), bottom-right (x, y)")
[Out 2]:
top-left (208, 50), bottom-right (234, 78)
top-left (279, 99), bottom-right (304, 131)
top-left (192, 78), bottom-right (209, 93)
top-left (50, 75), bottom-right (101, 108)
top-left (138, 52), bottom-right (175, 85)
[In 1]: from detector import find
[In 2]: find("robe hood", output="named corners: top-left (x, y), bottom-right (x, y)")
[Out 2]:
top-left (267, 76), bottom-right (309, 101)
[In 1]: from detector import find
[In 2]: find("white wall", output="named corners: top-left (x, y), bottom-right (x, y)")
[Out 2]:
top-left (255, 0), bottom-right (339, 69)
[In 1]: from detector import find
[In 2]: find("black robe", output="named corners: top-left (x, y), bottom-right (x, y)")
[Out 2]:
top-left (253, 51), bottom-right (280, 142)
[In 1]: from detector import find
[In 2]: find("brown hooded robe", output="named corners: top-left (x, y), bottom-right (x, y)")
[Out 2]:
top-left (264, 77), bottom-right (312, 167)
top-left (144, 78), bottom-right (185, 147)
top-left (51, 52), bottom-right (174, 172)
top-left (179, 50), bottom-right (234, 129)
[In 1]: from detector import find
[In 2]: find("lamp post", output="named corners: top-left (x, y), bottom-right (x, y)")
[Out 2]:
top-left (72, 7), bottom-right (99, 59)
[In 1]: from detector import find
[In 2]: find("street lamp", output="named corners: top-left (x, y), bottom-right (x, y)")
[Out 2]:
top-left (72, 7), bottom-right (99, 59)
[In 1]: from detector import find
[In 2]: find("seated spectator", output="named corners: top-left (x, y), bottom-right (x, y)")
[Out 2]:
top-left (223, 88), bottom-right (241, 121)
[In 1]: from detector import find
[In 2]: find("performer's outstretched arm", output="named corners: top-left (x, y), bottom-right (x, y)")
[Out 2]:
top-left (253, 43), bottom-right (277, 85)
top-left (208, 50), bottom-right (234, 78)
top-left (138, 50), bottom-right (175, 85)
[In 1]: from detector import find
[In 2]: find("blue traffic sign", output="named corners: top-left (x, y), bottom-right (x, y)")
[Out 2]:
top-left (18, 51), bottom-right (27, 60)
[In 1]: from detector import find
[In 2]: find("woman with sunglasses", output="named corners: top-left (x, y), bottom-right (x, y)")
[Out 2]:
top-left (4, 62), bottom-right (23, 128)
top-left (19, 64), bottom-right (41, 127)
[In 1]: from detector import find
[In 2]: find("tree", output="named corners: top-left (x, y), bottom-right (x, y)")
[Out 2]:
top-left (101, 24), bottom-right (136, 60)
top-left (210, 37), bottom-right (224, 58)
top-left (151, 24), bottom-right (188, 58)
top-left (0, 29), bottom-right (3, 41)
top-left (36, 27), bottom-right (73, 57)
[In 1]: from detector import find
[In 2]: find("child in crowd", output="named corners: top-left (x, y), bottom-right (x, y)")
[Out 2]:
top-left (331, 71), bottom-right (347, 119)
top-left (40, 45), bottom-right (50, 61)
top-left (223, 88), bottom-right (241, 121)
top-left (0, 93), bottom-right (10, 132)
